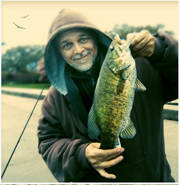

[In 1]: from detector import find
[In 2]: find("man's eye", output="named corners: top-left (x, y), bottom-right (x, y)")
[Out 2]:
top-left (80, 38), bottom-right (89, 42)
top-left (64, 43), bottom-right (71, 49)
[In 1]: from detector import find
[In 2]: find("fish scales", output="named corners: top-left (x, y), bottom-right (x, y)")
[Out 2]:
top-left (88, 35), bottom-right (146, 149)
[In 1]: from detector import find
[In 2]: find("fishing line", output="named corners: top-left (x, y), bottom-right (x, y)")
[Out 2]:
top-left (1, 78), bottom-right (49, 179)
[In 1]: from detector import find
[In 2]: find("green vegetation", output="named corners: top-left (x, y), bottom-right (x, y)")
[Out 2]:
top-left (1, 45), bottom-right (46, 85)
top-left (2, 45), bottom-right (45, 72)
top-left (1, 83), bottom-right (51, 90)
top-left (104, 24), bottom-right (175, 40)
top-left (1, 24), bottom-right (175, 86)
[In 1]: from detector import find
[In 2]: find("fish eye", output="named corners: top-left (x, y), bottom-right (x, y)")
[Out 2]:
top-left (110, 47), bottom-right (114, 51)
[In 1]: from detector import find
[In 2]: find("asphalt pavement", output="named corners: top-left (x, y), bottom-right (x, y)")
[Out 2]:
top-left (1, 87), bottom-right (178, 183)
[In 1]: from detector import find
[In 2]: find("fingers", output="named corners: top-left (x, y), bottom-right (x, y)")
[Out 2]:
top-left (85, 142), bottom-right (124, 179)
top-left (91, 147), bottom-right (124, 164)
top-left (128, 30), bottom-right (148, 48)
top-left (130, 36), bottom-right (148, 51)
top-left (86, 144), bottom-right (124, 165)
top-left (100, 155), bottom-right (124, 168)
top-left (104, 147), bottom-right (124, 161)
top-left (97, 168), bottom-right (116, 179)
top-left (132, 41), bottom-right (154, 58)
top-left (126, 30), bottom-right (155, 58)
top-left (95, 154), bottom-right (124, 179)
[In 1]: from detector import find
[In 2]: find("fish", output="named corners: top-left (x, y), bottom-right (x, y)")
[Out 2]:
top-left (87, 34), bottom-right (146, 149)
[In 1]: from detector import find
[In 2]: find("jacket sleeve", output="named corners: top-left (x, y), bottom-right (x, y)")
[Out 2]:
top-left (37, 87), bottom-right (91, 182)
top-left (146, 32), bottom-right (178, 103)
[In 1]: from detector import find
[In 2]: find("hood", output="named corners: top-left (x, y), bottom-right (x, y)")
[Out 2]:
top-left (44, 8), bottom-right (112, 95)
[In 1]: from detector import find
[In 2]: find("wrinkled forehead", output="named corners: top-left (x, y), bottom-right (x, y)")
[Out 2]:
top-left (62, 28), bottom-right (93, 36)
top-left (56, 28), bottom-right (96, 44)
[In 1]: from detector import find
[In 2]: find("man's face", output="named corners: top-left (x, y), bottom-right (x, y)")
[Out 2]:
top-left (58, 29), bottom-right (98, 72)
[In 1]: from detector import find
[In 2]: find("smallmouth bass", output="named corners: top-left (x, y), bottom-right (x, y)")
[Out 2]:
top-left (88, 34), bottom-right (146, 149)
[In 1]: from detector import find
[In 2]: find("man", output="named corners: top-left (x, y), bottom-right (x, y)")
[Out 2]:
top-left (37, 9), bottom-right (178, 182)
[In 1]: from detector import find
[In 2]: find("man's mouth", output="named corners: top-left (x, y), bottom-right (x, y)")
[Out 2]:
top-left (73, 54), bottom-right (90, 63)
top-left (72, 50), bottom-right (92, 61)
top-left (75, 54), bottom-right (89, 60)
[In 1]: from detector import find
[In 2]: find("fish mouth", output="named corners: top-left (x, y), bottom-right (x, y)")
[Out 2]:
top-left (115, 64), bottom-right (131, 73)
top-left (121, 64), bottom-right (131, 71)
top-left (110, 64), bottom-right (131, 74)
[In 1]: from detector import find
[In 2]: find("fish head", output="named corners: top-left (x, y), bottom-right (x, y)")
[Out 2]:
top-left (107, 34), bottom-right (133, 74)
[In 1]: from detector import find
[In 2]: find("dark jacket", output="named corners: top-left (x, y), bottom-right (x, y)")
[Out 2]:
top-left (37, 9), bottom-right (178, 182)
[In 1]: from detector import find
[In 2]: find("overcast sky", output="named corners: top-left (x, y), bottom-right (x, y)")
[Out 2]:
top-left (1, 1), bottom-right (178, 54)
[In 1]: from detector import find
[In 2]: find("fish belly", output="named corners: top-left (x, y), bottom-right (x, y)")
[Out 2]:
top-left (88, 66), bottom-right (119, 142)
top-left (100, 74), bottom-right (135, 149)
top-left (88, 60), bottom-right (137, 149)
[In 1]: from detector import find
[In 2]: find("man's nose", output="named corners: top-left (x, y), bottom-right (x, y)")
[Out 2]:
top-left (73, 43), bottom-right (83, 54)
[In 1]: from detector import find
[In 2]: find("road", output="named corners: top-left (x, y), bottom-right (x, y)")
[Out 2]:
top-left (1, 94), bottom-right (178, 182)
top-left (1, 94), bottom-right (57, 182)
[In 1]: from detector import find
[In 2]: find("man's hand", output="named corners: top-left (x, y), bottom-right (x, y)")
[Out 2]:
top-left (127, 30), bottom-right (155, 58)
top-left (85, 142), bottom-right (124, 179)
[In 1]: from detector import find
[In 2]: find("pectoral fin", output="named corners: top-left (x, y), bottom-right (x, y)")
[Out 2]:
top-left (88, 105), bottom-right (100, 139)
top-left (120, 118), bottom-right (136, 139)
top-left (135, 79), bottom-right (146, 91)
top-left (121, 69), bottom-right (131, 80)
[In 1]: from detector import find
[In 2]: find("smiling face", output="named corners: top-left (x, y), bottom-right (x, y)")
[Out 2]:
top-left (57, 29), bottom-right (98, 72)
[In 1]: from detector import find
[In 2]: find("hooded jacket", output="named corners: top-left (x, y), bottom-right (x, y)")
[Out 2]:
top-left (37, 9), bottom-right (178, 182)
